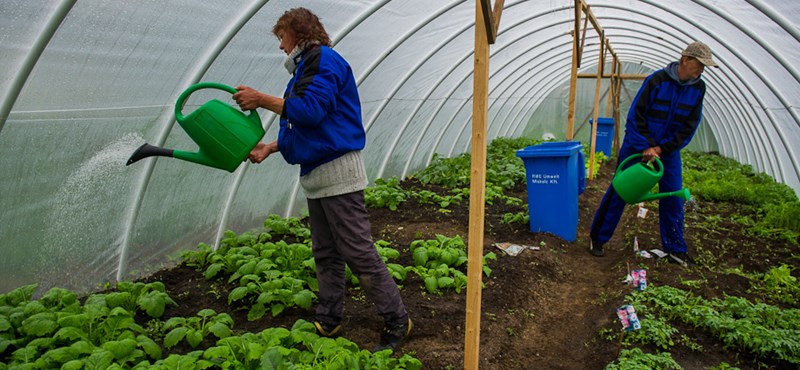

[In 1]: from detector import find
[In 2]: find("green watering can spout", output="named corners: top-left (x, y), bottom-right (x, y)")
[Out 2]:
top-left (636, 187), bottom-right (692, 202)
top-left (611, 154), bottom-right (691, 204)
top-left (126, 82), bottom-right (265, 173)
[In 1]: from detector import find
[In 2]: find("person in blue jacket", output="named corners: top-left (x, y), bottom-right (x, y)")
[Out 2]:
top-left (589, 41), bottom-right (719, 267)
top-left (232, 7), bottom-right (411, 351)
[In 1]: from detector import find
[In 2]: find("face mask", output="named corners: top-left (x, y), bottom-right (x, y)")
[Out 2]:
top-left (283, 45), bottom-right (303, 74)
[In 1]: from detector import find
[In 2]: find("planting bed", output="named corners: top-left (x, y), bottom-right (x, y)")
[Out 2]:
top-left (142, 158), bottom-right (799, 369)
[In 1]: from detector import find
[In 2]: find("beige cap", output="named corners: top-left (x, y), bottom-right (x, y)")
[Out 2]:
top-left (681, 41), bottom-right (718, 68)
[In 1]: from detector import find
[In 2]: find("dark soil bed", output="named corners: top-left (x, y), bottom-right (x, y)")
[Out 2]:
top-left (141, 160), bottom-right (799, 369)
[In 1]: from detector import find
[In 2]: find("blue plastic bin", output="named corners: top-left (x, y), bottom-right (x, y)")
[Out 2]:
top-left (515, 141), bottom-right (586, 242)
top-left (589, 117), bottom-right (615, 156)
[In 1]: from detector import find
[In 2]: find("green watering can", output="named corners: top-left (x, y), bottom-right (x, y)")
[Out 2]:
top-left (612, 153), bottom-right (691, 204)
top-left (126, 82), bottom-right (265, 172)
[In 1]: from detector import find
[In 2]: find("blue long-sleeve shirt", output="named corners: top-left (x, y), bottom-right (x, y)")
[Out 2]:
top-left (278, 45), bottom-right (365, 175)
top-left (624, 62), bottom-right (706, 154)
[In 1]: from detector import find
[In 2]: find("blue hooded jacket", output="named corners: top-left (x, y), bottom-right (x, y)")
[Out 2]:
top-left (278, 45), bottom-right (365, 175)
top-left (624, 62), bottom-right (706, 154)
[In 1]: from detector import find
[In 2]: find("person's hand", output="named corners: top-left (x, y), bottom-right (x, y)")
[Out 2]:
top-left (247, 141), bottom-right (278, 164)
top-left (642, 146), bottom-right (662, 163)
top-left (232, 85), bottom-right (263, 111)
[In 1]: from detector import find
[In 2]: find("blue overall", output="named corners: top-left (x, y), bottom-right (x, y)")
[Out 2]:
top-left (590, 146), bottom-right (687, 253)
top-left (590, 62), bottom-right (706, 254)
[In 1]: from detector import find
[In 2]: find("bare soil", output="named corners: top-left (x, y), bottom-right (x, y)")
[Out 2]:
top-left (142, 160), bottom-right (799, 369)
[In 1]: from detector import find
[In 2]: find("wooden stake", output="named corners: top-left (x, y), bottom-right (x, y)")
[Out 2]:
top-left (464, 1), bottom-right (493, 368)
top-left (588, 33), bottom-right (605, 179)
top-left (566, 0), bottom-right (581, 140)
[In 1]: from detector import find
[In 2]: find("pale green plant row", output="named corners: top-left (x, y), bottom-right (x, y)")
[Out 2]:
top-left (605, 285), bottom-right (800, 368)
top-left (0, 282), bottom-right (420, 369)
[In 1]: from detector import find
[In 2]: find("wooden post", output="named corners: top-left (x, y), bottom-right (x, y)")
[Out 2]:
top-left (606, 56), bottom-right (615, 117)
top-left (464, 0), bottom-right (501, 368)
top-left (588, 33), bottom-right (606, 179)
top-left (566, 0), bottom-right (581, 140)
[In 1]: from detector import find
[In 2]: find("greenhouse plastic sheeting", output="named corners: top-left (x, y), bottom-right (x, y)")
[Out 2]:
top-left (1, 0), bottom-right (798, 294)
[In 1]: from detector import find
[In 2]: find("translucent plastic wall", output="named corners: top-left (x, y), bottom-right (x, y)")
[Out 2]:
top-left (2, 0), bottom-right (798, 294)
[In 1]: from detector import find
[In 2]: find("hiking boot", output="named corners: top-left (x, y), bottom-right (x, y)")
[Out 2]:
top-left (373, 318), bottom-right (412, 352)
top-left (313, 321), bottom-right (342, 337)
top-left (668, 252), bottom-right (697, 267)
top-left (590, 240), bottom-right (604, 257)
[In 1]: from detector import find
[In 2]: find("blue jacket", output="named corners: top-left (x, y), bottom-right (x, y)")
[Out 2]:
top-left (278, 45), bottom-right (365, 175)
top-left (624, 62), bottom-right (706, 154)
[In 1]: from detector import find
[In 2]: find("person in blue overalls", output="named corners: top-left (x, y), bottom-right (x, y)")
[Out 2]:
top-left (232, 7), bottom-right (411, 351)
top-left (589, 41), bottom-right (719, 267)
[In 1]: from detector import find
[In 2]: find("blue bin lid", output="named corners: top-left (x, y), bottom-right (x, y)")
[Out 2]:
top-left (516, 141), bottom-right (583, 158)
top-left (589, 117), bottom-right (615, 126)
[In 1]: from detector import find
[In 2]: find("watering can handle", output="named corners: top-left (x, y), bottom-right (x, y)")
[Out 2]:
top-left (616, 153), bottom-right (664, 177)
top-left (174, 82), bottom-right (259, 122)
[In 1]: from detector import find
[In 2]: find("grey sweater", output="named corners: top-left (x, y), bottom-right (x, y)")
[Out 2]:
top-left (299, 151), bottom-right (368, 199)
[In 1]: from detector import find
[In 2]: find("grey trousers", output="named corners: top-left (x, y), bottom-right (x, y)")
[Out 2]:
top-left (307, 190), bottom-right (408, 327)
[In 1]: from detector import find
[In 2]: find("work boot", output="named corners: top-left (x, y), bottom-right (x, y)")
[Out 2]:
top-left (373, 318), bottom-right (412, 352)
top-left (667, 252), bottom-right (697, 267)
top-left (313, 321), bottom-right (342, 337)
top-left (590, 240), bottom-right (604, 257)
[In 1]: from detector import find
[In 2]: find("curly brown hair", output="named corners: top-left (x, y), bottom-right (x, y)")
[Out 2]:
top-left (272, 7), bottom-right (331, 47)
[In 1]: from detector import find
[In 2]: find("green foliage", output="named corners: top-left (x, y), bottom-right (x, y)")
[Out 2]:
top-left (629, 285), bottom-right (800, 365)
top-left (414, 153), bottom-right (473, 188)
top-left (586, 148), bottom-right (608, 178)
top-left (683, 151), bottom-right (799, 243)
top-left (113, 281), bottom-right (177, 319)
top-left (501, 211), bottom-right (529, 225)
top-left (605, 348), bottom-right (683, 370)
top-left (263, 215), bottom-right (311, 242)
top-left (183, 320), bottom-right (422, 369)
top-left (162, 309), bottom-right (233, 349)
top-left (408, 137), bottom-right (540, 206)
top-left (748, 264), bottom-right (800, 305)
top-left (365, 177), bottom-right (409, 210)
top-left (408, 235), bottom-right (495, 295)
top-left (0, 285), bottom-right (162, 369)
top-left (623, 316), bottom-right (678, 350)
top-left (182, 216), bottom-right (319, 321)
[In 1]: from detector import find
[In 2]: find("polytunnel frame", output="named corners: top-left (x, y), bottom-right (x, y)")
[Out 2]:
top-left (450, 41), bottom-right (575, 157)
top-left (375, 2), bottom-right (574, 179)
top-left (500, 45), bottom-right (750, 176)
top-left (34, 0), bottom-right (794, 279)
top-left (488, 40), bottom-right (576, 141)
top-left (444, 2), bottom-right (798, 187)
top-left (582, 0), bottom-right (800, 175)
top-left (498, 13), bottom-right (749, 163)
top-left (0, 0), bottom-right (76, 134)
top-left (502, 2), bottom-right (798, 185)
top-left (506, 31), bottom-right (768, 175)
top-left (618, 48), bottom-right (756, 171)
top-left (117, 0), bottom-right (270, 280)
top-left (637, 0), bottom-right (800, 185)
top-left (455, 48), bottom-right (578, 157)
top-left (595, 23), bottom-right (775, 175)
top-left (601, 2), bottom-right (794, 179)
top-left (607, 1), bottom-right (800, 174)
top-left (499, 39), bottom-right (757, 178)
top-left (277, 0), bottom-right (797, 215)
top-left (607, 2), bottom-right (789, 179)
top-left (414, 7), bottom-right (578, 168)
